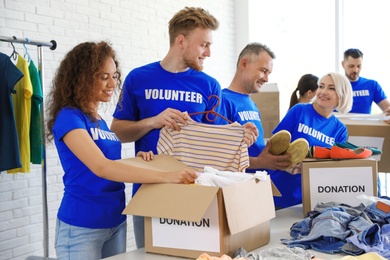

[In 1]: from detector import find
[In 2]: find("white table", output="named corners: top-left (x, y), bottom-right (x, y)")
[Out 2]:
top-left (103, 205), bottom-right (345, 260)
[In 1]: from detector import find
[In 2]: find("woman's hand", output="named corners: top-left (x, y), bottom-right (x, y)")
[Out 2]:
top-left (166, 168), bottom-right (198, 184)
top-left (136, 150), bottom-right (154, 161)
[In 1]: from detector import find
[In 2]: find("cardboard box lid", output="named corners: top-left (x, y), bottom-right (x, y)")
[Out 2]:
top-left (222, 176), bottom-right (275, 234)
top-left (335, 113), bottom-right (389, 126)
top-left (123, 183), bottom-right (219, 222)
top-left (118, 154), bottom-right (189, 171)
top-left (120, 154), bottom-right (219, 222)
top-left (302, 157), bottom-right (377, 166)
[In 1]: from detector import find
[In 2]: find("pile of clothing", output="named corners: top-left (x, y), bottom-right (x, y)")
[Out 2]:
top-left (196, 247), bottom-right (386, 260)
top-left (282, 196), bottom-right (390, 259)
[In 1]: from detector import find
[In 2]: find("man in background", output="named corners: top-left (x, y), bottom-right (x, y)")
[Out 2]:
top-left (341, 48), bottom-right (390, 122)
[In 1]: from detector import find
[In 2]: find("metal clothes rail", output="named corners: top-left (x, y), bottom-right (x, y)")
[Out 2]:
top-left (0, 35), bottom-right (57, 259)
top-left (0, 35), bottom-right (57, 49)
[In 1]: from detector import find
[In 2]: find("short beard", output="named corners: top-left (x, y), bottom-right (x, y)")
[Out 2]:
top-left (347, 73), bottom-right (358, 81)
top-left (183, 51), bottom-right (203, 71)
top-left (185, 58), bottom-right (203, 71)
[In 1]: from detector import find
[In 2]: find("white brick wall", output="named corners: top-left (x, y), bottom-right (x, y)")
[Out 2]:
top-left (0, 0), bottom-right (236, 259)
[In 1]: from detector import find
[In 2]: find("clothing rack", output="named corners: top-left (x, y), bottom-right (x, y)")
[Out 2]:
top-left (0, 35), bottom-right (57, 259)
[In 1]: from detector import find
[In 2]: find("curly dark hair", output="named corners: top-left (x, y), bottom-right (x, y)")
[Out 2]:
top-left (45, 41), bottom-right (122, 142)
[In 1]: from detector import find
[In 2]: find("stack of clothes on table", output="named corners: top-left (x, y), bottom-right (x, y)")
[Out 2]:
top-left (196, 247), bottom-right (386, 259)
top-left (281, 195), bottom-right (390, 259)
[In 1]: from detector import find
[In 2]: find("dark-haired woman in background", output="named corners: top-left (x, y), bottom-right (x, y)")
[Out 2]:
top-left (289, 73), bottom-right (319, 110)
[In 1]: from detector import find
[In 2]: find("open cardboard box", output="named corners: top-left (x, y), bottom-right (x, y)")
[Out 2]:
top-left (301, 158), bottom-right (378, 216)
top-left (119, 154), bottom-right (276, 258)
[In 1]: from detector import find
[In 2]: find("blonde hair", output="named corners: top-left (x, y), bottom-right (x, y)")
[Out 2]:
top-left (318, 72), bottom-right (353, 114)
top-left (168, 7), bottom-right (219, 46)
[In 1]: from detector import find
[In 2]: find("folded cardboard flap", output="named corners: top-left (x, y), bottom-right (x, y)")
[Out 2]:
top-left (271, 180), bottom-right (281, 197)
top-left (122, 183), bottom-right (219, 222)
top-left (117, 154), bottom-right (188, 171)
top-left (222, 176), bottom-right (275, 234)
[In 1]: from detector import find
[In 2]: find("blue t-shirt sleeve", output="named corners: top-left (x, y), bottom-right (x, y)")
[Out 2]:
top-left (373, 80), bottom-right (387, 104)
top-left (53, 108), bottom-right (89, 141)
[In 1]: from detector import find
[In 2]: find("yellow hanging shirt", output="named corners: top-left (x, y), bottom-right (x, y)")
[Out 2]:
top-left (8, 54), bottom-right (32, 173)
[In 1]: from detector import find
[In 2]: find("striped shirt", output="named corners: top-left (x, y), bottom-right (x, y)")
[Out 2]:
top-left (157, 119), bottom-right (249, 173)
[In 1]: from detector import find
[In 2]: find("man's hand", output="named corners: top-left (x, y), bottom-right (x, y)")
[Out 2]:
top-left (383, 107), bottom-right (390, 124)
top-left (151, 108), bottom-right (189, 130)
top-left (242, 122), bottom-right (259, 147)
top-left (251, 141), bottom-right (292, 170)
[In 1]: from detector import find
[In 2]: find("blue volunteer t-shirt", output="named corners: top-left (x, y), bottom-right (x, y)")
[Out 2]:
top-left (220, 89), bottom-right (265, 172)
top-left (113, 61), bottom-right (222, 196)
top-left (350, 77), bottom-right (387, 114)
top-left (270, 103), bottom-right (348, 208)
top-left (54, 107), bottom-right (125, 228)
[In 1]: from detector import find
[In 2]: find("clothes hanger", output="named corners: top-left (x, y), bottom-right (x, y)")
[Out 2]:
top-left (23, 38), bottom-right (32, 62)
top-left (188, 94), bottom-right (233, 124)
top-left (9, 36), bottom-right (18, 61)
top-left (10, 42), bottom-right (18, 60)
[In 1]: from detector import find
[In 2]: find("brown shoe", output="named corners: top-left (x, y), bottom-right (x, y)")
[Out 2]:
top-left (285, 138), bottom-right (309, 165)
top-left (269, 130), bottom-right (291, 155)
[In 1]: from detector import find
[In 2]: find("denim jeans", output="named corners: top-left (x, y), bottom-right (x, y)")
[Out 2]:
top-left (282, 207), bottom-right (374, 254)
top-left (342, 199), bottom-right (390, 258)
top-left (314, 202), bottom-right (366, 218)
top-left (133, 215), bottom-right (145, 249)
top-left (364, 199), bottom-right (390, 225)
top-left (55, 218), bottom-right (127, 260)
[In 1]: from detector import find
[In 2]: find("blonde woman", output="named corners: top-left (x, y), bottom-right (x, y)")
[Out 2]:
top-left (269, 72), bottom-right (353, 209)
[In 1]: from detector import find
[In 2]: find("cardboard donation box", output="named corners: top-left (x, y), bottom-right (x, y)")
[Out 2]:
top-left (251, 83), bottom-right (279, 139)
top-left (302, 158), bottom-right (377, 216)
top-left (119, 155), bottom-right (276, 259)
top-left (336, 113), bottom-right (390, 172)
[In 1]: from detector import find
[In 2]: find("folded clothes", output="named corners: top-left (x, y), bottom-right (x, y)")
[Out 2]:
top-left (195, 166), bottom-right (267, 187)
